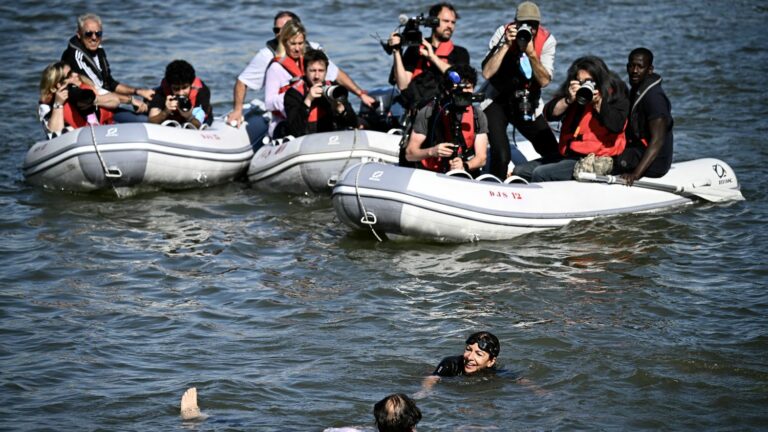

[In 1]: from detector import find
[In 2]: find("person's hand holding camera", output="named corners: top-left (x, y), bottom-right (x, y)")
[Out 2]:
top-left (429, 142), bottom-right (457, 158)
top-left (54, 83), bottom-right (70, 106)
top-left (504, 25), bottom-right (518, 46)
top-left (419, 38), bottom-right (435, 60)
top-left (388, 32), bottom-right (402, 52)
top-left (304, 82), bottom-right (324, 107)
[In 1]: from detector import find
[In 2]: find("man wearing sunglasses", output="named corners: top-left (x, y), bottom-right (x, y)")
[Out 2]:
top-left (61, 13), bottom-right (155, 121)
top-left (225, 10), bottom-right (375, 129)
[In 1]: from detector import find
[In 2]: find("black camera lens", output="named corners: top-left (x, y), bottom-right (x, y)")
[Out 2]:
top-left (516, 23), bottom-right (533, 46)
top-left (174, 95), bottom-right (192, 112)
top-left (575, 80), bottom-right (596, 105)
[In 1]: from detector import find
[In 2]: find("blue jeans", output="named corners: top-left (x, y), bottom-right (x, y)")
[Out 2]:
top-left (512, 157), bottom-right (577, 182)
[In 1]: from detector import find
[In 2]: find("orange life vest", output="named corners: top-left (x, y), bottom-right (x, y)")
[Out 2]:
top-left (62, 84), bottom-right (114, 128)
top-left (412, 40), bottom-right (454, 79)
top-left (421, 105), bottom-right (476, 172)
top-left (271, 56), bottom-right (305, 120)
top-left (559, 105), bottom-right (627, 157)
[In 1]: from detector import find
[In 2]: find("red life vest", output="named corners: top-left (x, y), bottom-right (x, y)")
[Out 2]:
top-left (62, 84), bottom-right (115, 128)
top-left (559, 105), bottom-right (627, 157)
top-left (412, 40), bottom-right (454, 79)
top-left (294, 81), bottom-right (330, 126)
top-left (503, 23), bottom-right (550, 59)
top-left (421, 105), bottom-right (476, 172)
top-left (270, 56), bottom-right (305, 120)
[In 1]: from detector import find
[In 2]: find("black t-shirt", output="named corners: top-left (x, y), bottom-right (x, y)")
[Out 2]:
top-left (401, 44), bottom-right (470, 75)
top-left (149, 81), bottom-right (213, 126)
top-left (629, 76), bottom-right (673, 165)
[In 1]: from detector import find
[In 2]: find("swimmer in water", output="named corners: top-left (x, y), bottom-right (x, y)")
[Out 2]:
top-left (419, 331), bottom-right (500, 395)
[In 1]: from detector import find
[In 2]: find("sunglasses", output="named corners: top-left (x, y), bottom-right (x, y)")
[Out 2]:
top-left (83, 31), bottom-right (103, 39)
top-left (273, 26), bottom-right (281, 34)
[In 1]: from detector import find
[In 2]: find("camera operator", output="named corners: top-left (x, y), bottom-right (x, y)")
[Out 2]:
top-left (148, 60), bottom-right (213, 128)
top-left (284, 49), bottom-right (359, 138)
top-left (387, 3), bottom-right (470, 110)
top-left (481, 1), bottom-right (559, 179)
top-left (404, 64), bottom-right (488, 176)
top-left (512, 55), bottom-right (629, 182)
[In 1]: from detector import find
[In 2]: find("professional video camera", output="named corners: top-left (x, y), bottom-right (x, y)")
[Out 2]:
top-left (172, 95), bottom-right (192, 112)
top-left (381, 13), bottom-right (440, 54)
top-left (445, 71), bottom-right (483, 109)
top-left (322, 84), bottom-right (349, 104)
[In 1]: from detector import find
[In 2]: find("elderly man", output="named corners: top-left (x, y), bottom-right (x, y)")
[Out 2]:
top-left (225, 10), bottom-right (375, 128)
top-left (481, 1), bottom-right (559, 178)
top-left (387, 2), bottom-right (470, 110)
top-left (61, 13), bottom-right (154, 121)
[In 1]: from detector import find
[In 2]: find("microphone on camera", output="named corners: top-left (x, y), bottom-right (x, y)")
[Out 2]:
top-left (399, 14), bottom-right (409, 25)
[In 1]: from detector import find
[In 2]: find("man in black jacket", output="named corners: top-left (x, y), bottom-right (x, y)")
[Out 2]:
top-left (283, 49), bottom-right (358, 138)
top-left (61, 13), bottom-right (154, 121)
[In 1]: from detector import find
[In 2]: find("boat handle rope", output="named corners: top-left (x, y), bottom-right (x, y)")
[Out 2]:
top-left (354, 161), bottom-right (383, 242)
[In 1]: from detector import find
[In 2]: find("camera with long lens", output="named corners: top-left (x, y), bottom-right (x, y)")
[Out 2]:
top-left (575, 80), bottom-right (596, 105)
top-left (67, 84), bottom-right (96, 114)
top-left (451, 87), bottom-right (485, 109)
top-left (173, 95), bottom-right (192, 112)
top-left (516, 23), bottom-right (533, 48)
top-left (322, 84), bottom-right (349, 104)
top-left (514, 89), bottom-right (533, 121)
top-left (400, 14), bottom-right (440, 47)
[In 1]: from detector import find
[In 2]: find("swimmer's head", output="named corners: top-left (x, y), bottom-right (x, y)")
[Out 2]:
top-left (373, 393), bottom-right (422, 432)
top-left (463, 331), bottom-right (500, 374)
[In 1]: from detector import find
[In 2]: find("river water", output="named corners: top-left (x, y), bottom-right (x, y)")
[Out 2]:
top-left (1, 1), bottom-right (767, 430)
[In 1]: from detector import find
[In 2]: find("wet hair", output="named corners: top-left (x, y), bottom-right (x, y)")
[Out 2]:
top-left (628, 47), bottom-right (654, 66)
top-left (556, 55), bottom-right (627, 104)
top-left (273, 10), bottom-right (300, 25)
top-left (373, 393), bottom-right (422, 432)
top-left (445, 63), bottom-right (478, 87)
top-left (466, 331), bottom-right (500, 359)
top-left (77, 13), bottom-right (101, 32)
top-left (278, 20), bottom-right (307, 52)
top-left (39, 61), bottom-right (69, 100)
top-left (303, 49), bottom-right (329, 69)
top-left (429, 2), bottom-right (460, 20)
top-left (164, 60), bottom-right (196, 86)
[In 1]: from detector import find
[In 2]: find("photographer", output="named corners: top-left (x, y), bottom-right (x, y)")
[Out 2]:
top-left (404, 64), bottom-right (488, 176)
top-left (148, 60), bottom-right (213, 128)
top-left (38, 61), bottom-right (114, 139)
top-left (481, 1), bottom-right (559, 179)
top-left (512, 55), bottom-right (629, 182)
top-left (284, 49), bottom-right (358, 137)
top-left (387, 3), bottom-right (470, 110)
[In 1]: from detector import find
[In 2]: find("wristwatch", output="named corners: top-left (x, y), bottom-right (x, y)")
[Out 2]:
top-left (53, 102), bottom-right (64, 109)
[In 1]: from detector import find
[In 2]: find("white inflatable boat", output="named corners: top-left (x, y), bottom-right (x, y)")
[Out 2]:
top-left (332, 159), bottom-right (744, 242)
top-left (247, 129), bottom-right (401, 194)
top-left (23, 119), bottom-right (254, 196)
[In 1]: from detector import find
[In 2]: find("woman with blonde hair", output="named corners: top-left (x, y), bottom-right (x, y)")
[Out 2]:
top-left (38, 62), bottom-right (117, 138)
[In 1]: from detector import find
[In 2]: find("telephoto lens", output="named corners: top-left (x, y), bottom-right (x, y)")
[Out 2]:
top-left (516, 23), bottom-right (533, 46)
top-left (323, 85), bottom-right (349, 103)
top-left (575, 80), bottom-right (596, 105)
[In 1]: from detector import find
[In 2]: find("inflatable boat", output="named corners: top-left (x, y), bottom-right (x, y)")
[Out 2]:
top-left (247, 129), bottom-right (401, 194)
top-left (332, 159), bottom-right (744, 242)
top-left (23, 119), bottom-right (255, 197)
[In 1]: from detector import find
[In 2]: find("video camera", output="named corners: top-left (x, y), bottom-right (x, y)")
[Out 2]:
top-left (445, 71), bottom-right (483, 109)
top-left (382, 13), bottom-right (440, 54)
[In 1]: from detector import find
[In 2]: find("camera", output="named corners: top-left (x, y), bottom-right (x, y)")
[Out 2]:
top-left (322, 84), bottom-right (349, 103)
top-left (400, 14), bottom-right (440, 47)
top-left (575, 80), bottom-right (596, 105)
top-left (173, 95), bottom-right (192, 112)
top-left (451, 88), bottom-right (484, 109)
top-left (67, 84), bottom-right (96, 114)
top-left (514, 89), bottom-right (533, 121)
top-left (516, 23), bottom-right (533, 47)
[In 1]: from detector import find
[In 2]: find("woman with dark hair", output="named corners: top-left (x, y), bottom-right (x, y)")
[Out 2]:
top-left (513, 55), bottom-right (629, 182)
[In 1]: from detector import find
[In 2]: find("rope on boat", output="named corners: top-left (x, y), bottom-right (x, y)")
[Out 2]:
top-left (354, 161), bottom-right (383, 242)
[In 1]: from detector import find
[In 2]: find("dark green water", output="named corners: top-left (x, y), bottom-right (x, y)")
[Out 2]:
top-left (1, 1), bottom-right (767, 430)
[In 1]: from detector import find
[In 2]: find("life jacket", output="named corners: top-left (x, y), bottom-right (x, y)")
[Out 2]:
top-left (412, 40), bottom-right (454, 79)
top-left (628, 74), bottom-right (669, 148)
top-left (421, 104), bottom-right (476, 172)
top-left (559, 104), bottom-right (627, 157)
top-left (294, 80), bottom-right (331, 132)
top-left (270, 56), bottom-right (305, 120)
top-left (62, 84), bottom-right (114, 128)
